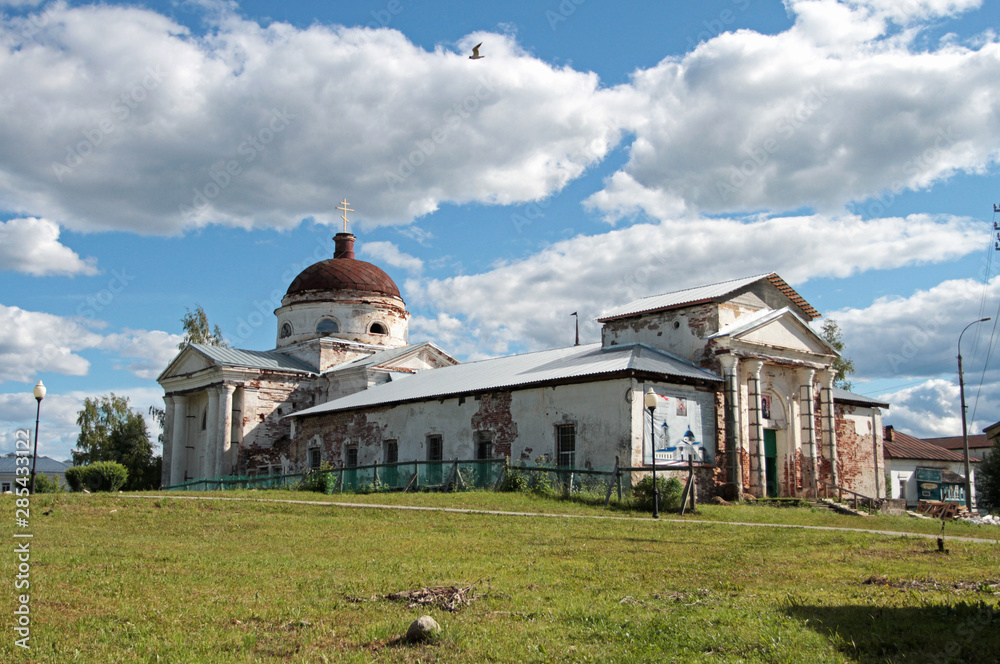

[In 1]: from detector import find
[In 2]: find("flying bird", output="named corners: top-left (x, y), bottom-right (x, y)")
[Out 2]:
top-left (469, 42), bottom-right (485, 60)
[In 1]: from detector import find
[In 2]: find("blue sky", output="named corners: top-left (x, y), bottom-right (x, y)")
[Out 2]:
top-left (1, 0), bottom-right (999, 460)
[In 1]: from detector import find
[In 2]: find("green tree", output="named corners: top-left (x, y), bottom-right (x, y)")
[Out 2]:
top-left (976, 443), bottom-right (1000, 510)
top-left (73, 394), bottom-right (161, 490)
top-left (820, 319), bottom-right (855, 391)
top-left (178, 305), bottom-right (228, 349)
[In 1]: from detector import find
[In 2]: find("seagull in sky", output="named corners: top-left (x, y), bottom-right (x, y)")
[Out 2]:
top-left (469, 42), bottom-right (485, 60)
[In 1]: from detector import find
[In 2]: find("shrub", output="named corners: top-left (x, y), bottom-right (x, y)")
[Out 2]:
top-left (632, 475), bottom-right (684, 511)
top-left (498, 466), bottom-right (527, 493)
top-left (64, 462), bottom-right (128, 492)
top-left (31, 473), bottom-right (63, 494)
top-left (298, 462), bottom-right (336, 494)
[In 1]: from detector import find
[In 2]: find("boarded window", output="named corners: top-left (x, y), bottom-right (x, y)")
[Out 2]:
top-left (556, 424), bottom-right (576, 468)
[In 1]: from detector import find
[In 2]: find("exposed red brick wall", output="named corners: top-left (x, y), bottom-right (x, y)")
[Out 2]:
top-left (835, 404), bottom-right (878, 496)
top-left (470, 392), bottom-right (518, 458)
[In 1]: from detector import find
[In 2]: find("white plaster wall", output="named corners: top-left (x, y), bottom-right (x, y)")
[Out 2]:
top-left (275, 297), bottom-right (408, 348)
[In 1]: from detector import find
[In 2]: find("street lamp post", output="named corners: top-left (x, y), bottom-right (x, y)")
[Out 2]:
top-left (958, 318), bottom-right (990, 512)
top-left (30, 381), bottom-right (46, 494)
top-left (644, 388), bottom-right (659, 518)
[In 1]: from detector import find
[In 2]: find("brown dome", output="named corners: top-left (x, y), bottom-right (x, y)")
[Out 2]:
top-left (286, 258), bottom-right (401, 298)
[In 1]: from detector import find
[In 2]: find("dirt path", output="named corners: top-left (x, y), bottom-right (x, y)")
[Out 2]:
top-left (123, 494), bottom-right (1000, 545)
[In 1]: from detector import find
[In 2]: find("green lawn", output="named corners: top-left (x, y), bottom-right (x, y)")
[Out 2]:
top-left (3, 491), bottom-right (998, 663)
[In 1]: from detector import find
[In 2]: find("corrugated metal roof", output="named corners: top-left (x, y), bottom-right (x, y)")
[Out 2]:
top-left (884, 428), bottom-right (981, 462)
top-left (292, 342), bottom-right (720, 418)
top-left (192, 344), bottom-right (317, 373)
top-left (597, 273), bottom-right (820, 322)
top-left (325, 341), bottom-right (439, 374)
top-left (0, 456), bottom-right (70, 474)
top-left (832, 388), bottom-right (890, 408)
top-left (923, 434), bottom-right (992, 451)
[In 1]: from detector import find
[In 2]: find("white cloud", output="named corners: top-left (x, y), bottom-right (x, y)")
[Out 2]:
top-left (359, 241), bottom-right (423, 275)
top-left (0, 385), bottom-right (167, 461)
top-left (407, 212), bottom-right (983, 356)
top-left (880, 378), bottom-right (967, 438)
top-left (101, 329), bottom-right (185, 380)
top-left (0, 5), bottom-right (636, 233)
top-left (826, 275), bottom-right (1000, 380)
top-left (0, 303), bottom-right (183, 383)
top-left (0, 217), bottom-right (98, 276)
top-left (588, 0), bottom-right (1000, 220)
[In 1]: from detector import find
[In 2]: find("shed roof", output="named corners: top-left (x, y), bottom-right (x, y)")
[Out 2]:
top-left (292, 342), bottom-right (720, 418)
top-left (832, 388), bottom-right (890, 409)
top-left (884, 427), bottom-right (981, 462)
top-left (597, 273), bottom-right (820, 322)
top-left (923, 434), bottom-right (992, 451)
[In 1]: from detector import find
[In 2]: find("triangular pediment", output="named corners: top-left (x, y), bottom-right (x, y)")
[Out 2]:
top-left (157, 345), bottom-right (219, 382)
top-left (710, 308), bottom-right (836, 357)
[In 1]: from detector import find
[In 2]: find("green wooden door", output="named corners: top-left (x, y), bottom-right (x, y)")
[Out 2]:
top-left (764, 429), bottom-right (778, 498)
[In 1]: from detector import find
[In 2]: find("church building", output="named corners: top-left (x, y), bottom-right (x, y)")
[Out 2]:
top-left (158, 209), bottom-right (888, 500)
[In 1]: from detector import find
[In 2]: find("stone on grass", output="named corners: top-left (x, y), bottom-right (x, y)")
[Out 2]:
top-left (406, 615), bottom-right (440, 642)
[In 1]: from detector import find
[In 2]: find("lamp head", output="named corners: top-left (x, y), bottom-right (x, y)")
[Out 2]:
top-left (33, 381), bottom-right (46, 401)
top-left (644, 387), bottom-right (658, 410)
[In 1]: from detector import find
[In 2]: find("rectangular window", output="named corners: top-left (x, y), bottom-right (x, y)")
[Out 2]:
top-left (308, 448), bottom-right (322, 470)
top-left (1, 482), bottom-right (10, 493)
top-left (426, 435), bottom-right (443, 461)
top-left (384, 440), bottom-right (398, 464)
top-left (475, 431), bottom-right (493, 460)
top-left (556, 424), bottom-right (576, 468)
top-left (345, 446), bottom-right (358, 468)
top-left (426, 434), bottom-right (444, 485)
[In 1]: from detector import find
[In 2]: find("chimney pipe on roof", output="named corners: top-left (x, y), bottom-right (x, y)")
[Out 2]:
top-left (334, 233), bottom-right (355, 259)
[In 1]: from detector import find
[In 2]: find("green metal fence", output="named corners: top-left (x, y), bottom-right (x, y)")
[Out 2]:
top-left (163, 458), bottom-right (506, 493)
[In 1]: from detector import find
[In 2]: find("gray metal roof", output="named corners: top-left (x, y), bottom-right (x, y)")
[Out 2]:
top-left (0, 456), bottom-right (71, 474)
top-left (832, 387), bottom-right (890, 408)
top-left (191, 344), bottom-right (317, 373)
top-left (323, 341), bottom-right (440, 374)
top-left (598, 273), bottom-right (820, 322)
top-left (292, 342), bottom-right (720, 418)
top-left (598, 274), bottom-right (771, 321)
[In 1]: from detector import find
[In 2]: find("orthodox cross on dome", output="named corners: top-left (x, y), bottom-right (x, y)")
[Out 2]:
top-left (336, 198), bottom-right (354, 233)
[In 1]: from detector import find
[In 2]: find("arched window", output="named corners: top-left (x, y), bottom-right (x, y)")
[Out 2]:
top-left (316, 319), bottom-right (340, 335)
top-left (279, 322), bottom-right (293, 338)
top-left (370, 322), bottom-right (387, 335)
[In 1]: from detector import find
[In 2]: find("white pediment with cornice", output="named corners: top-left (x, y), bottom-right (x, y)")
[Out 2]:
top-left (709, 308), bottom-right (836, 359)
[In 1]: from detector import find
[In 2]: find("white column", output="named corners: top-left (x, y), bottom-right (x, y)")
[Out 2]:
top-left (799, 368), bottom-right (818, 496)
top-left (161, 396), bottom-right (175, 488)
top-left (819, 369), bottom-right (838, 486)
top-left (719, 355), bottom-right (742, 497)
top-left (206, 387), bottom-right (220, 480)
top-left (169, 395), bottom-right (188, 486)
top-left (746, 360), bottom-right (765, 497)
top-left (216, 384), bottom-right (235, 477)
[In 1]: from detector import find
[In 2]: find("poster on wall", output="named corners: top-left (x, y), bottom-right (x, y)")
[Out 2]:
top-left (641, 386), bottom-right (716, 466)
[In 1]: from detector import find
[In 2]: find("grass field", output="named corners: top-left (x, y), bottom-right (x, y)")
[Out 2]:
top-left (3, 491), bottom-right (999, 663)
